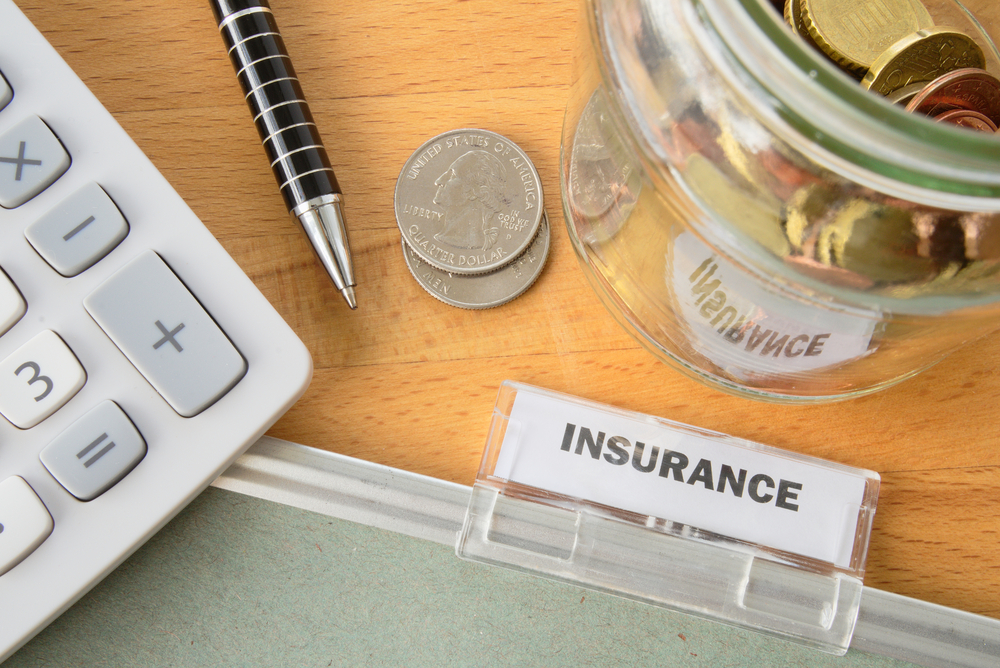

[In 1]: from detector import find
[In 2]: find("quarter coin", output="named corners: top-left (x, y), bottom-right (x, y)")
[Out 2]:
top-left (395, 129), bottom-right (543, 275)
top-left (861, 28), bottom-right (985, 97)
top-left (905, 68), bottom-right (1000, 125)
top-left (401, 211), bottom-right (550, 309)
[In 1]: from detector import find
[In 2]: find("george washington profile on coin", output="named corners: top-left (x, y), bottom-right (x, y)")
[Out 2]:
top-left (432, 149), bottom-right (507, 252)
top-left (395, 129), bottom-right (543, 275)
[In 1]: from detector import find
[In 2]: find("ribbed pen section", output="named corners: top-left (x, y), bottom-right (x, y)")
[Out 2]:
top-left (212, 0), bottom-right (340, 211)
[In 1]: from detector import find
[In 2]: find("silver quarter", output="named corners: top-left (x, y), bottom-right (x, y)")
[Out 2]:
top-left (401, 211), bottom-right (550, 309)
top-left (394, 129), bottom-right (544, 275)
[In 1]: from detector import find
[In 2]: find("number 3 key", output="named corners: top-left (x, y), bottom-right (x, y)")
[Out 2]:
top-left (0, 330), bottom-right (86, 428)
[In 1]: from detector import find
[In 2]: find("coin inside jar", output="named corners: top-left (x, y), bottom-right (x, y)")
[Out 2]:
top-left (885, 81), bottom-right (929, 105)
top-left (933, 108), bottom-right (999, 132)
top-left (782, 0), bottom-right (823, 54)
top-left (905, 68), bottom-right (1000, 125)
top-left (401, 211), bottom-right (551, 309)
top-left (861, 28), bottom-right (986, 97)
top-left (394, 129), bottom-right (544, 275)
top-left (799, 0), bottom-right (934, 75)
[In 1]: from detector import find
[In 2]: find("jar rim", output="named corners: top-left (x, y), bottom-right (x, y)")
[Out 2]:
top-left (597, 0), bottom-right (1000, 203)
top-left (587, 0), bottom-right (1000, 315)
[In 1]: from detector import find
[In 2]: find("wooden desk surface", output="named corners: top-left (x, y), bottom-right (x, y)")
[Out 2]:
top-left (19, 0), bottom-right (1000, 621)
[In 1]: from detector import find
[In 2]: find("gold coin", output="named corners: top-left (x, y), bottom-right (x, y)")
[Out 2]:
top-left (782, 183), bottom-right (840, 252)
top-left (861, 28), bottom-right (985, 97)
top-left (783, 0), bottom-right (798, 32)
top-left (816, 199), bottom-right (935, 284)
top-left (783, 0), bottom-right (824, 54)
top-left (800, 0), bottom-right (934, 75)
top-left (683, 154), bottom-right (790, 258)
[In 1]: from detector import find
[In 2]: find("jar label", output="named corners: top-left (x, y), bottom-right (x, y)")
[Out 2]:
top-left (670, 233), bottom-right (878, 380)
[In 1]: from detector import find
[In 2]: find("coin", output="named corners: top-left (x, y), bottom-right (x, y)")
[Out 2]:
top-left (567, 90), bottom-right (640, 223)
top-left (885, 81), bottom-right (928, 105)
top-left (960, 212), bottom-right (1000, 261)
top-left (401, 211), bottom-right (550, 309)
top-left (783, 183), bottom-right (841, 254)
top-left (815, 198), bottom-right (936, 284)
top-left (783, 0), bottom-right (823, 55)
top-left (905, 68), bottom-right (1000, 124)
top-left (800, 0), bottom-right (934, 75)
top-left (395, 129), bottom-right (543, 275)
top-left (861, 28), bottom-right (985, 97)
top-left (933, 108), bottom-right (998, 132)
top-left (912, 210), bottom-right (967, 262)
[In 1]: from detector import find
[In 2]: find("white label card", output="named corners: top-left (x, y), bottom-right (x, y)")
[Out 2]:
top-left (492, 387), bottom-right (875, 569)
top-left (669, 233), bottom-right (878, 381)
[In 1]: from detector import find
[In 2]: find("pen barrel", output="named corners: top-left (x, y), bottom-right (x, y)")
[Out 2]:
top-left (211, 0), bottom-right (340, 212)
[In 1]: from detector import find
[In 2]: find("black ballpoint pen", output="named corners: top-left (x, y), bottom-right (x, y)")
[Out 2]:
top-left (210, 0), bottom-right (357, 309)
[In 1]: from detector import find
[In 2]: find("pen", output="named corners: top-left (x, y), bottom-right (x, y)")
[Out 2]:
top-left (210, 0), bottom-right (357, 309)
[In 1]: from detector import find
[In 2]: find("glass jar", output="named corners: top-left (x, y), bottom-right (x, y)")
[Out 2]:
top-left (561, 0), bottom-right (1000, 402)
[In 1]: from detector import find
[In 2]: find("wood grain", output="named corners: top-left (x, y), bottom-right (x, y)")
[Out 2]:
top-left (17, 0), bottom-right (1000, 619)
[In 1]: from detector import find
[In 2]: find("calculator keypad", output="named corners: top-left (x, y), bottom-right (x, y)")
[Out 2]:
top-left (0, 477), bottom-right (54, 577)
top-left (0, 66), bottom-right (243, 574)
top-left (25, 182), bottom-right (129, 277)
top-left (0, 72), bottom-right (9, 112)
top-left (0, 115), bottom-right (70, 208)
top-left (0, 330), bottom-right (87, 429)
top-left (0, 267), bottom-right (24, 337)
top-left (0, 3), bottom-right (314, 653)
top-left (39, 401), bottom-right (147, 501)
top-left (84, 250), bottom-right (248, 418)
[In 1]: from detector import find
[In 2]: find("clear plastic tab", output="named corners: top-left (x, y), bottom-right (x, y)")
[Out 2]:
top-left (457, 382), bottom-right (880, 655)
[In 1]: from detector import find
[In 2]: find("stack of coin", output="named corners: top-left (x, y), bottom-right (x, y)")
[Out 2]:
top-left (394, 129), bottom-right (550, 309)
top-left (783, 0), bottom-right (1000, 133)
top-left (777, 178), bottom-right (1000, 297)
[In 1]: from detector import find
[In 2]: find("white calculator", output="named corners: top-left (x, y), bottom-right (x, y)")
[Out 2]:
top-left (0, 1), bottom-right (313, 659)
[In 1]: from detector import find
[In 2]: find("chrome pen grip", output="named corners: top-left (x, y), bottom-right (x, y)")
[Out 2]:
top-left (211, 0), bottom-right (340, 212)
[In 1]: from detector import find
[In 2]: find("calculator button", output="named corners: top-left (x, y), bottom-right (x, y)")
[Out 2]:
top-left (0, 72), bottom-right (10, 113)
top-left (84, 250), bottom-right (247, 417)
top-left (0, 476), bottom-right (54, 577)
top-left (0, 115), bottom-right (70, 208)
top-left (0, 266), bottom-right (25, 337)
top-left (40, 401), bottom-right (147, 501)
top-left (25, 182), bottom-right (129, 277)
top-left (0, 330), bottom-right (86, 429)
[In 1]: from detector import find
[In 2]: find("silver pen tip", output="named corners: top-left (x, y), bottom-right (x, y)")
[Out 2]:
top-left (341, 286), bottom-right (357, 310)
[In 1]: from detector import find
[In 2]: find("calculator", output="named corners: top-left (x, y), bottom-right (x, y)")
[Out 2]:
top-left (0, 1), bottom-right (313, 659)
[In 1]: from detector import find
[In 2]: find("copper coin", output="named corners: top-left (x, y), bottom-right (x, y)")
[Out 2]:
top-left (933, 108), bottom-right (998, 132)
top-left (905, 68), bottom-right (1000, 125)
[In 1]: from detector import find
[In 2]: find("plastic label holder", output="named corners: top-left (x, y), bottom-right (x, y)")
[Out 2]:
top-left (457, 381), bottom-right (880, 655)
